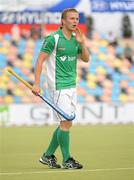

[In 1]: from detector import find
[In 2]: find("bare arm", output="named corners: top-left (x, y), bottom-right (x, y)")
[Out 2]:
top-left (32, 52), bottom-right (49, 95)
top-left (79, 43), bottom-right (90, 62)
top-left (75, 28), bottom-right (90, 62)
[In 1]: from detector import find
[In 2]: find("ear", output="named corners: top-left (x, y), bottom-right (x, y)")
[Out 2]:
top-left (62, 19), bottom-right (65, 26)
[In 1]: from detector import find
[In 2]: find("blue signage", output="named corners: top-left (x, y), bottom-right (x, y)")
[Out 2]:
top-left (0, 11), bottom-right (85, 24)
top-left (90, 0), bottom-right (134, 12)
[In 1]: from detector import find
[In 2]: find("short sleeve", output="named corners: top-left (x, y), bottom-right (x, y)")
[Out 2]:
top-left (41, 35), bottom-right (55, 54)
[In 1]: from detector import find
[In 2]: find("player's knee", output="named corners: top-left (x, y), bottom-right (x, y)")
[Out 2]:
top-left (60, 121), bottom-right (72, 131)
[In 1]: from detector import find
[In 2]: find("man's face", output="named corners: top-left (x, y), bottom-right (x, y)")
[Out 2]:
top-left (62, 12), bottom-right (79, 31)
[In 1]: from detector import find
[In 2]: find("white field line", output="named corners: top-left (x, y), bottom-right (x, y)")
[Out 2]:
top-left (0, 167), bottom-right (134, 176)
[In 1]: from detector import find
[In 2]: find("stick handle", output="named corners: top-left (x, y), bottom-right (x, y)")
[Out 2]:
top-left (7, 68), bottom-right (33, 90)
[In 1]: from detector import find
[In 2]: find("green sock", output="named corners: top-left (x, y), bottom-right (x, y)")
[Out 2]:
top-left (57, 128), bottom-right (70, 162)
top-left (44, 126), bottom-right (59, 156)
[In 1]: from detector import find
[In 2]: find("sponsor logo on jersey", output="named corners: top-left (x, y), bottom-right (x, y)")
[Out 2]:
top-left (60, 56), bottom-right (76, 62)
top-left (68, 56), bottom-right (76, 61)
top-left (60, 56), bottom-right (67, 61)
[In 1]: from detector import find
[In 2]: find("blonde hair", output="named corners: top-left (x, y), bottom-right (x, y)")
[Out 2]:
top-left (61, 8), bottom-right (79, 27)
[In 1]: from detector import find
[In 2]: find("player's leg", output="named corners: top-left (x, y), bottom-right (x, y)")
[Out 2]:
top-left (56, 88), bottom-right (83, 169)
top-left (57, 121), bottom-right (72, 162)
top-left (58, 120), bottom-right (83, 169)
top-left (39, 90), bottom-right (61, 168)
top-left (39, 89), bottom-right (73, 168)
top-left (44, 126), bottom-right (59, 156)
top-left (39, 88), bottom-right (83, 169)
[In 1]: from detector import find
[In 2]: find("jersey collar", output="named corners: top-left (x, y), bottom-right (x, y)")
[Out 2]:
top-left (58, 28), bottom-right (74, 40)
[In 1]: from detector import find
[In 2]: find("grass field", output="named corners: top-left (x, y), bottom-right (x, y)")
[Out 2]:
top-left (0, 125), bottom-right (134, 180)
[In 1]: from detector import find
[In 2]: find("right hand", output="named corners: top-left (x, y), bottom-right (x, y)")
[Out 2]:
top-left (32, 84), bottom-right (40, 95)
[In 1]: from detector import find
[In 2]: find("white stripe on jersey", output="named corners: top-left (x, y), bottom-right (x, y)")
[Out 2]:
top-left (45, 34), bottom-right (59, 90)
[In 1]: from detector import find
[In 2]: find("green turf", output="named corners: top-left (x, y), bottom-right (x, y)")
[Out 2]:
top-left (0, 125), bottom-right (134, 180)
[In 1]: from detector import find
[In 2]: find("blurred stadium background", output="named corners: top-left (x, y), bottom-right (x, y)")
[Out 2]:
top-left (0, 1), bottom-right (134, 180)
top-left (0, 0), bottom-right (134, 125)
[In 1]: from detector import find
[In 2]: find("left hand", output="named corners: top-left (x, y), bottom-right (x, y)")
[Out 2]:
top-left (75, 27), bottom-right (85, 45)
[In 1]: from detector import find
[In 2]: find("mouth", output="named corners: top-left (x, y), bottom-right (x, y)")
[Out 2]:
top-left (72, 25), bottom-right (77, 28)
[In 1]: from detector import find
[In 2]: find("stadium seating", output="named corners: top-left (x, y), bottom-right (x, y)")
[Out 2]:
top-left (0, 30), bottom-right (134, 103)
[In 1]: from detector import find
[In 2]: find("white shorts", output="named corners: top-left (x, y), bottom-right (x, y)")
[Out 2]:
top-left (49, 88), bottom-right (77, 121)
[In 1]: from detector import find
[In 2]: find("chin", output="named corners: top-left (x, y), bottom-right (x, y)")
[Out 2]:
top-left (70, 27), bottom-right (76, 31)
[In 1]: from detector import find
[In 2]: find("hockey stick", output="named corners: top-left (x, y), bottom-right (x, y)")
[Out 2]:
top-left (7, 68), bottom-right (75, 121)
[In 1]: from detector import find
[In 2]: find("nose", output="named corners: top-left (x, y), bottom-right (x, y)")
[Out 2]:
top-left (73, 20), bottom-right (77, 24)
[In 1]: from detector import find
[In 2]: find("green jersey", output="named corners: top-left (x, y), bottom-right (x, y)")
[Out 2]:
top-left (41, 28), bottom-right (82, 90)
